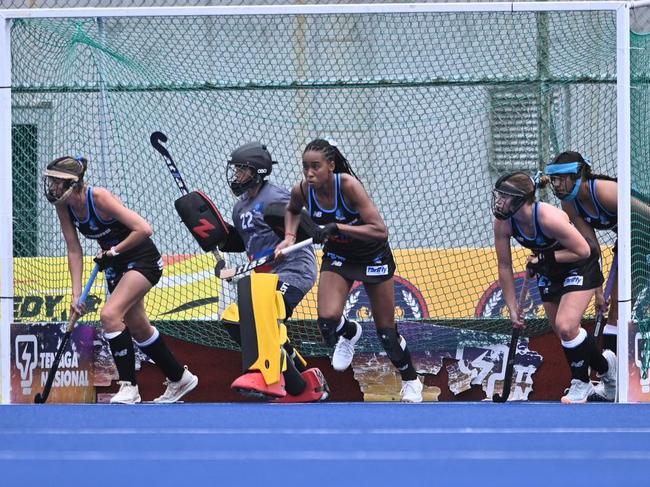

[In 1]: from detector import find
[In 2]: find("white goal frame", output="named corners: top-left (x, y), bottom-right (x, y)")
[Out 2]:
top-left (0, 1), bottom-right (641, 403)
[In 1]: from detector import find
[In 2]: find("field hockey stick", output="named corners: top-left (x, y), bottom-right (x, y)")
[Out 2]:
top-left (150, 131), bottom-right (226, 272)
top-left (594, 256), bottom-right (617, 338)
top-left (493, 271), bottom-right (530, 403)
top-left (34, 263), bottom-right (100, 404)
top-left (218, 238), bottom-right (314, 280)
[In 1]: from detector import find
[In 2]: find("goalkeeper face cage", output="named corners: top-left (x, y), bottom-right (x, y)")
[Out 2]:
top-left (226, 142), bottom-right (276, 196)
top-left (492, 174), bottom-right (534, 220)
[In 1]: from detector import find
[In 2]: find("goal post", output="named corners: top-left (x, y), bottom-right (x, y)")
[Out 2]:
top-left (0, 12), bottom-right (14, 405)
top-left (0, 1), bottom-right (643, 403)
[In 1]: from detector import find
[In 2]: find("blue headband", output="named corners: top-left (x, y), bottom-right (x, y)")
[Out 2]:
top-left (545, 162), bottom-right (582, 175)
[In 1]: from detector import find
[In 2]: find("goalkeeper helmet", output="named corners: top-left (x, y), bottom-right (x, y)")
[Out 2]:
top-left (43, 156), bottom-right (87, 204)
top-left (227, 142), bottom-right (276, 196)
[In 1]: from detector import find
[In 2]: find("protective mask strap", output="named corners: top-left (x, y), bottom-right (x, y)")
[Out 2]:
top-left (561, 176), bottom-right (582, 201)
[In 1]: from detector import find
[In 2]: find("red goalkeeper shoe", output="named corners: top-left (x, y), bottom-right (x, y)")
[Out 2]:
top-left (275, 368), bottom-right (329, 403)
top-left (231, 371), bottom-right (286, 400)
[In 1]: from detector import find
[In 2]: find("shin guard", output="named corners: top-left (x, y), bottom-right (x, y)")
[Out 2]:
top-left (378, 328), bottom-right (418, 381)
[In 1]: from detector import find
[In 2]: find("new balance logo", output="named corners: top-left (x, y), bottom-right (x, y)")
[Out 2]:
top-left (193, 218), bottom-right (216, 238)
top-left (113, 349), bottom-right (128, 357)
top-left (570, 360), bottom-right (585, 368)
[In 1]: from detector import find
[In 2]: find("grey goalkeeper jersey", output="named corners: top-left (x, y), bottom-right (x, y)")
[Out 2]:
top-left (232, 181), bottom-right (317, 294)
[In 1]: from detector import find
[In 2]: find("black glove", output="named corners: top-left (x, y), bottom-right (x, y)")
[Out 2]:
top-left (94, 249), bottom-right (116, 271)
top-left (526, 250), bottom-right (555, 277)
top-left (312, 223), bottom-right (339, 244)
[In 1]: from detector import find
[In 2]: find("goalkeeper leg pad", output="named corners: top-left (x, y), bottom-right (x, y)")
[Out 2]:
top-left (237, 273), bottom-right (287, 386)
top-left (221, 303), bottom-right (242, 345)
top-left (275, 368), bottom-right (329, 403)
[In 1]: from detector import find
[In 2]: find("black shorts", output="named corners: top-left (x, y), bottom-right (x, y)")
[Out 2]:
top-left (320, 249), bottom-right (396, 284)
top-left (536, 255), bottom-right (603, 303)
top-left (104, 255), bottom-right (164, 293)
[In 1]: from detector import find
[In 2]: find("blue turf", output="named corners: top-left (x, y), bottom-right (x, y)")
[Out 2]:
top-left (1, 403), bottom-right (650, 487)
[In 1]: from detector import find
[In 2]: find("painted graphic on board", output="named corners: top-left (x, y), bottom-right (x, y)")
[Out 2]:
top-left (344, 275), bottom-right (429, 322)
top-left (11, 322), bottom-right (95, 403)
top-left (474, 271), bottom-right (543, 319)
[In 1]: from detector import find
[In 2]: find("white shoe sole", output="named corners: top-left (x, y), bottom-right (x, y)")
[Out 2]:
top-left (110, 394), bottom-right (142, 404)
top-left (154, 375), bottom-right (199, 403)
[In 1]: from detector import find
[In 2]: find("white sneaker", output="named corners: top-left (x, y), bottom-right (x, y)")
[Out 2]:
top-left (401, 378), bottom-right (423, 403)
top-left (561, 378), bottom-right (594, 404)
top-left (110, 381), bottom-right (141, 404)
top-left (153, 366), bottom-right (198, 403)
top-left (331, 321), bottom-right (362, 371)
top-left (597, 349), bottom-right (617, 401)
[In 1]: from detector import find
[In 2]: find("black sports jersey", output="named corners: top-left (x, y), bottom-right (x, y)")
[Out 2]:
top-left (510, 203), bottom-right (562, 254)
top-left (573, 179), bottom-right (617, 232)
top-left (307, 174), bottom-right (389, 263)
top-left (68, 186), bottom-right (160, 263)
top-left (510, 202), bottom-right (602, 293)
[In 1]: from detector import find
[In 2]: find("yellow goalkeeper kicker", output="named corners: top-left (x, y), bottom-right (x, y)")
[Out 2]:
top-left (225, 288), bottom-right (308, 370)
top-left (238, 273), bottom-right (288, 386)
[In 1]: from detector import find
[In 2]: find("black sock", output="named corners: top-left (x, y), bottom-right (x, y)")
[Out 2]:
top-left (562, 336), bottom-right (591, 382)
top-left (341, 318), bottom-right (358, 340)
top-left (378, 328), bottom-right (418, 381)
top-left (585, 334), bottom-right (609, 375)
top-left (283, 355), bottom-right (306, 396)
top-left (395, 346), bottom-right (418, 382)
top-left (137, 330), bottom-right (184, 382)
top-left (283, 342), bottom-right (307, 373)
top-left (107, 328), bottom-right (137, 385)
top-left (603, 333), bottom-right (617, 353)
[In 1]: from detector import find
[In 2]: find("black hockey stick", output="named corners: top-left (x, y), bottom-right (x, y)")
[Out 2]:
top-left (594, 257), bottom-right (617, 338)
top-left (150, 131), bottom-right (226, 271)
top-left (493, 272), bottom-right (530, 403)
top-left (34, 263), bottom-right (99, 404)
top-left (218, 238), bottom-right (314, 280)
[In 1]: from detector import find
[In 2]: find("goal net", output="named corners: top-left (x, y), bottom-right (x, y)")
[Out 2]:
top-left (4, 4), bottom-right (633, 382)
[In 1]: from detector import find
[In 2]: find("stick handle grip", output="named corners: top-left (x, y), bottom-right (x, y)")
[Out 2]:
top-left (595, 257), bottom-right (617, 337)
top-left (66, 263), bottom-right (100, 332)
top-left (279, 238), bottom-right (314, 255)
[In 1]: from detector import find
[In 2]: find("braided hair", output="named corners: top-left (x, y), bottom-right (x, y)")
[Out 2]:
top-left (303, 139), bottom-right (360, 181)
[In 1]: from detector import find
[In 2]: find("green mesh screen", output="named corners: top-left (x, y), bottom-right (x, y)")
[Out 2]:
top-left (631, 29), bottom-right (650, 383)
top-left (10, 10), bottom-right (619, 355)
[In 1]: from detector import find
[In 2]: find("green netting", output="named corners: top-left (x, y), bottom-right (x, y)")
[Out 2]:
top-left (11, 10), bottom-right (619, 355)
top-left (631, 29), bottom-right (650, 381)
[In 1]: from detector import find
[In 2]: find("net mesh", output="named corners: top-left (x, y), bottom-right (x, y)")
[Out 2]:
top-left (631, 26), bottom-right (650, 384)
top-left (11, 10), bottom-right (620, 356)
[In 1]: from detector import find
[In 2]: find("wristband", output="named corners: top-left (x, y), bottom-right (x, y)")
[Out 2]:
top-left (285, 232), bottom-right (296, 240)
top-left (108, 246), bottom-right (120, 257)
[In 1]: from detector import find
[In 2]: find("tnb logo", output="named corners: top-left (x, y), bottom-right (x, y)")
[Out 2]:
top-left (15, 335), bottom-right (38, 395)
